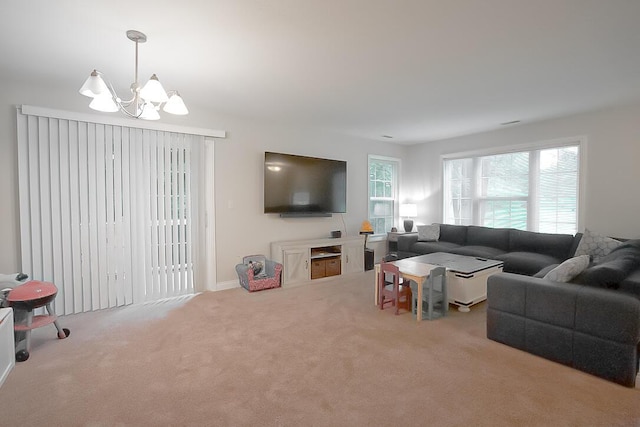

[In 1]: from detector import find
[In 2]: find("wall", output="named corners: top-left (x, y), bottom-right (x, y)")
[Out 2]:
top-left (404, 101), bottom-right (640, 239)
top-left (210, 117), bottom-right (404, 284)
top-left (4, 76), bottom-right (637, 286)
top-left (0, 77), bottom-right (404, 284)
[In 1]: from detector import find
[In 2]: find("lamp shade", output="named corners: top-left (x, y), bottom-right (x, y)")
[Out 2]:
top-left (140, 74), bottom-right (169, 103)
top-left (139, 102), bottom-right (160, 120)
top-left (359, 220), bottom-right (374, 234)
top-left (399, 203), bottom-right (417, 218)
top-left (163, 92), bottom-right (189, 115)
top-left (89, 93), bottom-right (119, 112)
top-left (79, 70), bottom-right (109, 98)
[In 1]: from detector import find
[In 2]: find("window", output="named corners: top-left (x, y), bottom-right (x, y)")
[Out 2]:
top-left (368, 156), bottom-right (400, 235)
top-left (443, 142), bottom-right (580, 234)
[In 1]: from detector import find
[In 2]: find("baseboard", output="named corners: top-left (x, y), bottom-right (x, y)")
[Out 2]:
top-left (208, 280), bottom-right (240, 292)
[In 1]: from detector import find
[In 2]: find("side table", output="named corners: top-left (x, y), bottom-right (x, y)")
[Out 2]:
top-left (386, 231), bottom-right (417, 261)
top-left (364, 248), bottom-right (374, 270)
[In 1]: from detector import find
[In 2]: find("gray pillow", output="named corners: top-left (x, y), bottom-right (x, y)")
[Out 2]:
top-left (543, 255), bottom-right (590, 282)
top-left (574, 228), bottom-right (622, 261)
top-left (417, 224), bottom-right (440, 242)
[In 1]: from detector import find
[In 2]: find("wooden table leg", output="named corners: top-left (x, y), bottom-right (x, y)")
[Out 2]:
top-left (374, 264), bottom-right (380, 306)
top-left (416, 276), bottom-right (423, 322)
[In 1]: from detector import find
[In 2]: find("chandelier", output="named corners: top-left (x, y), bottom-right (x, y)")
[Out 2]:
top-left (79, 30), bottom-right (188, 120)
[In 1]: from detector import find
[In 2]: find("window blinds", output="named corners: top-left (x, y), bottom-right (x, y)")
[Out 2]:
top-left (17, 111), bottom-right (203, 315)
top-left (443, 144), bottom-right (580, 234)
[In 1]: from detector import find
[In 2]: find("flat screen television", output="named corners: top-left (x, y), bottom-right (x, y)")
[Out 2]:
top-left (264, 152), bottom-right (347, 216)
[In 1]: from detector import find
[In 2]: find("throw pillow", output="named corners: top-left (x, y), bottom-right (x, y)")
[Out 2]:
top-left (417, 224), bottom-right (440, 242)
top-left (543, 254), bottom-right (590, 283)
top-left (574, 228), bottom-right (622, 261)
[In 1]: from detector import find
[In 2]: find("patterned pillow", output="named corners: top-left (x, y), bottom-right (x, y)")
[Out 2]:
top-left (417, 224), bottom-right (440, 242)
top-left (543, 255), bottom-right (590, 282)
top-left (574, 228), bottom-right (622, 261)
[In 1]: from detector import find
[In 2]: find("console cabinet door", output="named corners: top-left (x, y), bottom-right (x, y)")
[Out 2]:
top-left (342, 242), bottom-right (364, 274)
top-left (282, 247), bottom-right (309, 285)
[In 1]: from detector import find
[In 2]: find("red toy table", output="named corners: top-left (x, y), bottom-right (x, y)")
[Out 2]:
top-left (7, 281), bottom-right (69, 361)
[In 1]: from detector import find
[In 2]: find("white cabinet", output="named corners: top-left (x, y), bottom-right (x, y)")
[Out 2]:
top-left (343, 240), bottom-right (365, 274)
top-left (0, 308), bottom-right (15, 388)
top-left (271, 236), bottom-right (365, 286)
top-left (282, 247), bottom-right (309, 284)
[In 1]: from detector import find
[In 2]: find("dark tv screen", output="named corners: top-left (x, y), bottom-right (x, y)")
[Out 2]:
top-left (264, 152), bottom-right (347, 214)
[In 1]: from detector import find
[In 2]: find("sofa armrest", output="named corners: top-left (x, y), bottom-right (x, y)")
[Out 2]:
top-left (488, 272), bottom-right (640, 340)
top-left (487, 272), bottom-right (640, 387)
top-left (265, 260), bottom-right (283, 278)
top-left (235, 263), bottom-right (252, 289)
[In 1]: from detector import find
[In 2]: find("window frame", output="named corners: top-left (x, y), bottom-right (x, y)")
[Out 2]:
top-left (368, 154), bottom-right (401, 237)
top-left (441, 137), bottom-right (585, 233)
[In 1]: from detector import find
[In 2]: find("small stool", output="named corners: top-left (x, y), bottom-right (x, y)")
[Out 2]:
top-left (7, 281), bottom-right (70, 362)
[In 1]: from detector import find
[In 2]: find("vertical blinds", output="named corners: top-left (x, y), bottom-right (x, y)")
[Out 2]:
top-left (17, 112), bottom-right (202, 315)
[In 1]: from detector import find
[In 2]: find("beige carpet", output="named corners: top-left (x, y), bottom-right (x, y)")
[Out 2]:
top-left (1, 271), bottom-right (639, 426)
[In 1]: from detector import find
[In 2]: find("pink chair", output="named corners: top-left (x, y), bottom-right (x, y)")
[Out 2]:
top-left (235, 255), bottom-right (282, 292)
top-left (378, 262), bottom-right (412, 315)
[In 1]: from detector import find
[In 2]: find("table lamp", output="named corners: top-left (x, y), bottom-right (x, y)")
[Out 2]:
top-left (359, 220), bottom-right (374, 247)
top-left (399, 203), bottom-right (417, 232)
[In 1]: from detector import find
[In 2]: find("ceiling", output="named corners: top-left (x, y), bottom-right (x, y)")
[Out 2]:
top-left (2, 0), bottom-right (640, 144)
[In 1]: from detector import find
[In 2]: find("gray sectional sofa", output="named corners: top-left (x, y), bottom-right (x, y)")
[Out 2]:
top-left (397, 224), bottom-right (581, 275)
top-left (397, 224), bottom-right (640, 387)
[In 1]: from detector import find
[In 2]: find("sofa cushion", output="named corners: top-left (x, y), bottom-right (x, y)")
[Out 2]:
top-left (465, 226), bottom-right (511, 251)
top-left (397, 234), bottom-right (419, 252)
top-left (534, 264), bottom-right (558, 278)
top-left (410, 241), bottom-right (460, 255)
top-left (417, 224), bottom-right (440, 242)
top-left (496, 252), bottom-right (563, 276)
top-left (543, 255), bottom-right (590, 283)
top-left (574, 240), bottom-right (640, 289)
top-left (438, 224), bottom-right (467, 246)
top-left (508, 229), bottom-right (576, 260)
top-left (450, 246), bottom-right (506, 259)
top-left (577, 264), bottom-right (628, 289)
top-left (574, 228), bottom-right (623, 261)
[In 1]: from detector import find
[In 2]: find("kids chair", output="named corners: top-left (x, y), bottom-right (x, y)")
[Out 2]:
top-left (378, 262), bottom-right (412, 315)
top-left (410, 266), bottom-right (448, 320)
top-left (235, 255), bottom-right (282, 292)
